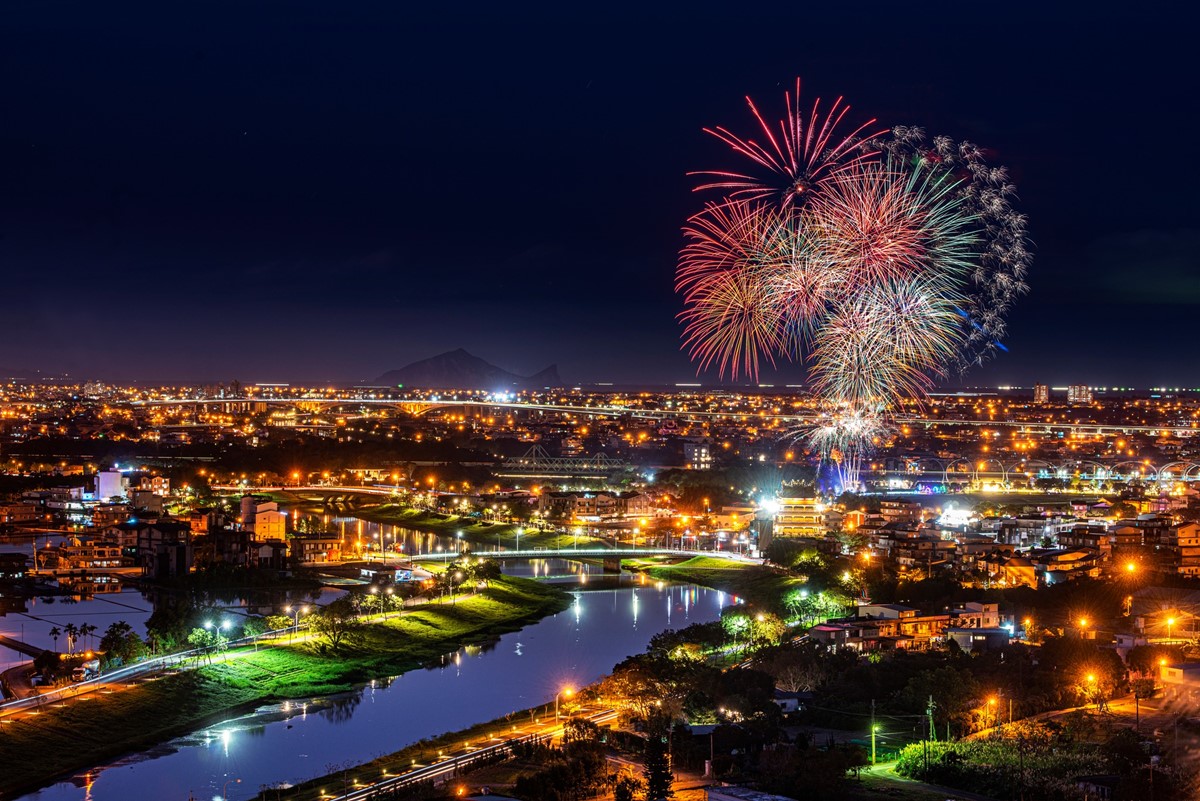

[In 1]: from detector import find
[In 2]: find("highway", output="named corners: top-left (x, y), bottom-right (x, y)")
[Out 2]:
top-left (133, 395), bottom-right (1200, 435)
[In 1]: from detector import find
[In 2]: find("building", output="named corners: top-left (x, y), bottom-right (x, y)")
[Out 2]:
top-left (240, 496), bottom-right (288, 538)
top-left (94, 469), bottom-right (127, 501)
top-left (773, 497), bottom-right (823, 538)
top-left (291, 534), bottom-right (342, 564)
top-left (0, 503), bottom-right (40, 524)
top-left (683, 441), bottom-right (713, 470)
top-left (1067, 385), bottom-right (1093, 404)
top-left (1159, 662), bottom-right (1200, 703)
top-left (1033, 383), bottom-right (1050, 404)
top-left (880, 499), bottom-right (923, 525)
top-left (1166, 522), bottom-right (1200, 577)
top-left (138, 476), bottom-right (171, 496)
top-left (538, 490), bottom-right (651, 520)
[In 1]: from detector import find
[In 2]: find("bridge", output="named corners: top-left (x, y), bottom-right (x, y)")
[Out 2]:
top-left (495, 445), bottom-right (629, 478)
top-left (415, 546), bottom-right (752, 562)
top-left (862, 457), bottom-right (1200, 486)
top-left (0, 635), bottom-right (45, 659)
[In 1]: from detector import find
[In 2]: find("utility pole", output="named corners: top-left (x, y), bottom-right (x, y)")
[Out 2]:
top-left (927, 695), bottom-right (936, 741)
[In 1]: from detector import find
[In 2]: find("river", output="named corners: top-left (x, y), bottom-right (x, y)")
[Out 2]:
top-left (18, 578), bottom-right (726, 801)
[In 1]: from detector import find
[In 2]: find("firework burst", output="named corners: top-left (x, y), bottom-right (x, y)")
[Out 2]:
top-left (676, 79), bottom-right (1031, 490)
top-left (689, 78), bottom-right (886, 209)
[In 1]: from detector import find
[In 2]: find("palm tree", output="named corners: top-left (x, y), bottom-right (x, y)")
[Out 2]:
top-left (80, 623), bottom-right (98, 651)
top-left (63, 623), bottom-right (79, 655)
top-left (48, 626), bottom-right (61, 653)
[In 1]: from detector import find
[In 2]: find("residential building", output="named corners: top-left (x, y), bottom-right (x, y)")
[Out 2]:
top-left (1067, 385), bottom-right (1093, 404)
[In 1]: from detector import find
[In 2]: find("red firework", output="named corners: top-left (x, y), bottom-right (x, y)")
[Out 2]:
top-left (689, 78), bottom-right (887, 208)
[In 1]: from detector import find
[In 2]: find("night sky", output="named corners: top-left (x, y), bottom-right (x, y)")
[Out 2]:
top-left (2, 2), bottom-right (1197, 387)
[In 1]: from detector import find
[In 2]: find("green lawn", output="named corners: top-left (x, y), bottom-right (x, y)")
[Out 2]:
top-left (638, 557), bottom-right (805, 612)
top-left (0, 576), bottom-right (570, 798)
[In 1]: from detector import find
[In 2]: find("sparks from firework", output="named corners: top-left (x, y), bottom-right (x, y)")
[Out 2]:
top-left (689, 78), bottom-right (887, 209)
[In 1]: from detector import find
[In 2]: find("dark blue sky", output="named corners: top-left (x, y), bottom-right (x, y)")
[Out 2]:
top-left (1, 2), bottom-right (1197, 386)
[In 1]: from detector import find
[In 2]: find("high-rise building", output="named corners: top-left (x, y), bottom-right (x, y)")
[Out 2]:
top-left (1033, 384), bottom-right (1049, 404)
top-left (1067, 385), bottom-right (1093, 404)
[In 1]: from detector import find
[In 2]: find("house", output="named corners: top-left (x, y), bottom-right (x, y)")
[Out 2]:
top-left (1158, 662), bottom-right (1200, 703)
top-left (290, 534), bottom-right (342, 564)
top-left (945, 627), bottom-right (1010, 652)
top-left (771, 689), bottom-right (812, 714)
top-left (252, 539), bottom-right (289, 570)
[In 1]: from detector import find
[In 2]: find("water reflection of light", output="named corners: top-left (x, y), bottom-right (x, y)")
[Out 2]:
top-left (572, 594), bottom-right (582, 624)
top-left (220, 728), bottom-right (231, 758)
top-left (631, 589), bottom-right (639, 629)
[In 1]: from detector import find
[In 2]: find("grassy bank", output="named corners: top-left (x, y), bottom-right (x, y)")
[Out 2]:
top-left (633, 555), bottom-right (805, 613)
top-left (355, 504), bottom-right (609, 551)
top-left (248, 700), bottom-right (567, 801)
top-left (0, 576), bottom-right (570, 799)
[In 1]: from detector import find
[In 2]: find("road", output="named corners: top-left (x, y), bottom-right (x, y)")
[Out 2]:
top-left (323, 707), bottom-right (619, 801)
top-left (862, 760), bottom-right (1000, 801)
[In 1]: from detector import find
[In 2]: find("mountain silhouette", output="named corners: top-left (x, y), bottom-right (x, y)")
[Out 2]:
top-left (374, 349), bottom-right (563, 389)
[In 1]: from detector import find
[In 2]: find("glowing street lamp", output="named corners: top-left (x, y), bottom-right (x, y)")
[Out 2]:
top-left (1167, 616), bottom-right (1176, 643)
top-left (555, 686), bottom-right (574, 721)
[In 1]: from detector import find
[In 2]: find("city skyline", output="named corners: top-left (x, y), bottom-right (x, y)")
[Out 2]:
top-left (2, 2), bottom-right (1198, 385)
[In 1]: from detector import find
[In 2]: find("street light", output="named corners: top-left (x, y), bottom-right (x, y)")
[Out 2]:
top-left (1167, 616), bottom-right (1176, 643)
top-left (1078, 617), bottom-right (1089, 638)
top-left (221, 777), bottom-right (241, 800)
top-left (555, 686), bottom-right (574, 721)
top-left (871, 724), bottom-right (879, 765)
top-left (284, 605), bottom-right (309, 643)
top-left (987, 696), bottom-right (998, 730)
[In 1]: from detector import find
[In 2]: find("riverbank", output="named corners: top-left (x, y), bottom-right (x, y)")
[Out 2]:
top-left (0, 576), bottom-right (570, 799)
top-left (628, 555), bottom-right (803, 613)
top-left (248, 698), bottom-right (583, 801)
top-left (353, 503), bottom-right (609, 551)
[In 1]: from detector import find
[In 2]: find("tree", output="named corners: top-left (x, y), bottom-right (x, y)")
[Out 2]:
top-left (563, 716), bottom-right (601, 745)
top-left (48, 626), bottom-right (61, 653)
top-left (63, 623), bottom-right (79, 655)
top-left (899, 666), bottom-right (983, 733)
top-left (79, 622), bottom-right (98, 651)
top-left (187, 627), bottom-right (217, 663)
top-left (471, 558), bottom-right (502, 586)
top-left (264, 614), bottom-right (293, 632)
top-left (643, 718), bottom-right (674, 801)
top-left (750, 612), bottom-right (788, 647)
top-left (310, 597), bottom-right (360, 651)
top-left (100, 621), bottom-right (146, 665)
top-left (613, 774), bottom-right (643, 801)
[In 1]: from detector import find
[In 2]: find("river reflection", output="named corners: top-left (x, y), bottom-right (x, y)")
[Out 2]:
top-left (20, 582), bottom-right (725, 801)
